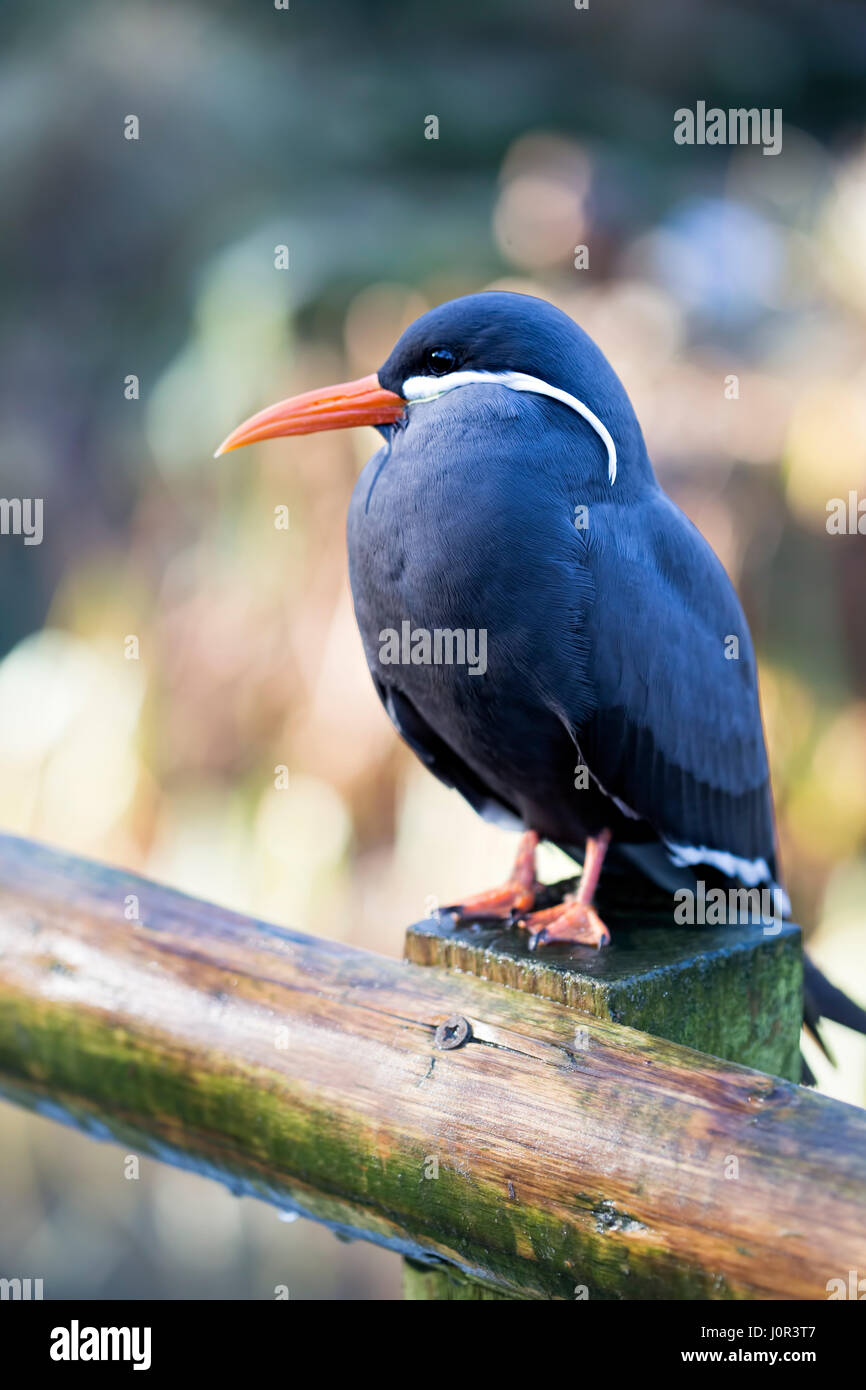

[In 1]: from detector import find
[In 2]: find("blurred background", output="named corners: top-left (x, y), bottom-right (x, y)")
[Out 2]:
top-left (1, 0), bottom-right (866, 1298)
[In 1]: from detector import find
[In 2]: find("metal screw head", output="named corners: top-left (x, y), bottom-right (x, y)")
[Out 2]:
top-left (434, 1014), bottom-right (472, 1050)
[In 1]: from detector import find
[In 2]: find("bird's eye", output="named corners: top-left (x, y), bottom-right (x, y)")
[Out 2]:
top-left (425, 347), bottom-right (456, 376)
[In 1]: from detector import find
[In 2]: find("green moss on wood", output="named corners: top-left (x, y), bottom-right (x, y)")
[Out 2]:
top-left (0, 987), bottom-right (760, 1301)
top-left (403, 1259), bottom-right (522, 1300)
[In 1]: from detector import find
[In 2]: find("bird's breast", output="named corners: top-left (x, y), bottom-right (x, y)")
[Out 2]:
top-left (346, 409), bottom-right (594, 715)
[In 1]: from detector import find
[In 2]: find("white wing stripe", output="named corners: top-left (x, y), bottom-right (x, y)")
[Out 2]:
top-left (664, 839), bottom-right (790, 912)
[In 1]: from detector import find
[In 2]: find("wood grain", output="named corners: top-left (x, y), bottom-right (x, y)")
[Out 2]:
top-left (0, 832), bottom-right (862, 1300)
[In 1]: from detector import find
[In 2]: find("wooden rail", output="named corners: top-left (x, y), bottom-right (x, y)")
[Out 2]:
top-left (0, 832), bottom-right (864, 1300)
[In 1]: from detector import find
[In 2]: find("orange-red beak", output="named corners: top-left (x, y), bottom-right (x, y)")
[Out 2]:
top-left (214, 373), bottom-right (406, 457)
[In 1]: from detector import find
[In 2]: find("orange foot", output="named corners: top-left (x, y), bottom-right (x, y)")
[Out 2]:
top-left (519, 829), bottom-right (613, 951)
top-left (521, 897), bottom-right (610, 951)
top-left (453, 830), bottom-right (540, 920)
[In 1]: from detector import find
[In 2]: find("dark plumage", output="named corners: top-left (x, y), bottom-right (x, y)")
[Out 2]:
top-left (351, 292), bottom-right (777, 900)
top-left (217, 288), bottom-right (865, 1062)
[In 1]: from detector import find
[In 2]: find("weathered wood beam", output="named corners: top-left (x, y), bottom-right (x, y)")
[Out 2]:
top-left (0, 832), bottom-right (863, 1300)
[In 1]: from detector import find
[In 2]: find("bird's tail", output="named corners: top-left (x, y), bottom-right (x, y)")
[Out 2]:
top-left (802, 954), bottom-right (866, 1082)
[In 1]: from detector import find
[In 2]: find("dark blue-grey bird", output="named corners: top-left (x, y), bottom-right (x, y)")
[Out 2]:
top-left (217, 291), bottom-right (864, 1044)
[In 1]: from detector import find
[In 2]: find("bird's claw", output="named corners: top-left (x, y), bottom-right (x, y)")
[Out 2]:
top-left (522, 899), bottom-right (611, 951)
top-left (452, 879), bottom-right (539, 922)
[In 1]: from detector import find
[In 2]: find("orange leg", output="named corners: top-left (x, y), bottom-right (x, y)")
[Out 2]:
top-left (521, 830), bottom-right (612, 950)
top-left (453, 830), bottom-right (540, 920)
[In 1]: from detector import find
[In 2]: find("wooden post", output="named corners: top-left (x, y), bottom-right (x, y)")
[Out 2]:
top-left (403, 874), bottom-right (803, 1297)
top-left (405, 876), bottom-right (803, 1081)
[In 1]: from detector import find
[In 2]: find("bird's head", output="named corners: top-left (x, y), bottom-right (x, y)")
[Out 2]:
top-left (216, 291), bottom-right (650, 489)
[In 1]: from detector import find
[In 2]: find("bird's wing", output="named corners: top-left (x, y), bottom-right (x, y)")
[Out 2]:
top-left (370, 677), bottom-right (523, 830)
top-left (570, 492), bottom-right (779, 885)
